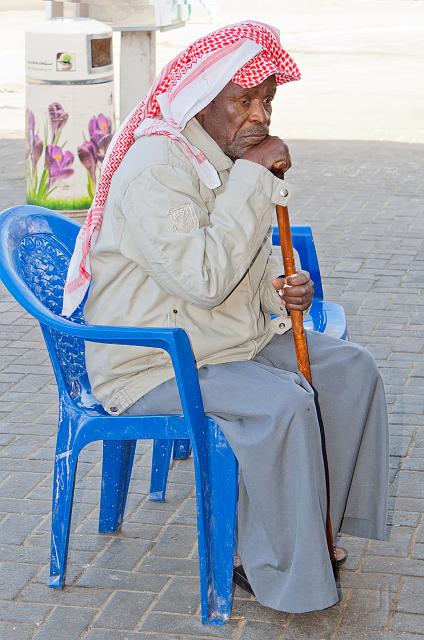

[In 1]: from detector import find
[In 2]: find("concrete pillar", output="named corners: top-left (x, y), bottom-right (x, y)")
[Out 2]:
top-left (44, 1), bottom-right (89, 18)
top-left (44, 1), bottom-right (63, 17)
top-left (119, 30), bottom-right (156, 122)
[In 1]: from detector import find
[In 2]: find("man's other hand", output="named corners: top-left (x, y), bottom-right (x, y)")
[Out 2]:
top-left (272, 270), bottom-right (314, 312)
top-left (241, 136), bottom-right (291, 178)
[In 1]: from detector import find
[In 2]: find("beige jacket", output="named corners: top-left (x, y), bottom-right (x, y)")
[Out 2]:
top-left (84, 117), bottom-right (292, 415)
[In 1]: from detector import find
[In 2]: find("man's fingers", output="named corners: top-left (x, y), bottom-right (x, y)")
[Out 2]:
top-left (281, 290), bottom-right (312, 303)
top-left (282, 284), bottom-right (312, 299)
top-left (282, 296), bottom-right (311, 307)
top-left (284, 302), bottom-right (311, 312)
top-left (273, 272), bottom-right (314, 311)
top-left (286, 270), bottom-right (310, 286)
top-left (272, 276), bottom-right (285, 290)
top-left (279, 271), bottom-right (314, 312)
top-left (273, 272), bottom-right (310, 288)
top-left (281, 289), bottom-right (313, 312)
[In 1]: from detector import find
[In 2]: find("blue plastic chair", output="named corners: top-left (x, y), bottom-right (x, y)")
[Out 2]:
top-left (275, 226), bottom-right (349, 341)
top-left (0, 205), bottom-right (238, 626)
top-left (151, 224), bottom-right (349, 501)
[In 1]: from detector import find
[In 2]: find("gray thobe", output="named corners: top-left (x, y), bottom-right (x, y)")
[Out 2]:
top-left (124, 330), bottom-right (389, 613)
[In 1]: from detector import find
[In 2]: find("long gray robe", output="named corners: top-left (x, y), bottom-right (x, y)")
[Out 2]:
top-left (124, 330), bottom-right (389, 613)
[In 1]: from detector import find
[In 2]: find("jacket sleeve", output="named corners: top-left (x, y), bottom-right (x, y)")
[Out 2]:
top-left (259, 246), bottom-right (287, 315)
top-left (120, 157), bottom-right (290, 310)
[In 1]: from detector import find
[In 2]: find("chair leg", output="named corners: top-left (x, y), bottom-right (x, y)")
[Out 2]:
top-left (49, 443), bottom-right (78, 588)
top-left (192, 418), bottom-right (238, 625)
top-left (173, 438), bottom-right (192, 460)
top-left (99, 440), bottom-right (136, 533)
top-left (149, 439), bottom-right (174, 502)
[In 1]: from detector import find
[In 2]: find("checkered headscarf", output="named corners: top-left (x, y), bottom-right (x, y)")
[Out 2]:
top-left (62, 20), bottom-right (300, 316)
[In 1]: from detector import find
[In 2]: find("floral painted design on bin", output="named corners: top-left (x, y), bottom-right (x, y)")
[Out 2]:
top-left (89, 113), bottom-right (113, 159)
top-left (26, 108), bottom-right (48, 202)
top-left (78, 141), bottom-right (97, 182)
top-left (46, 145), bottom-right (75, 187)
top-left (78, 113), bottom-right (113, 199)
top-left (26, 103), bottom-right (78, 209)
top-left (26, 109), bottom-right (44, 174)
top-left (48, 102), bottom-right (69, 143)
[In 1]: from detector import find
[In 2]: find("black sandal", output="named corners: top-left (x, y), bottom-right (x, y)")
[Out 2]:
top-left (233, 564), bottom-right (255, 595)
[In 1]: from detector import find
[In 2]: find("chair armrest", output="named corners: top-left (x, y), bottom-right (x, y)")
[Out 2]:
top-left (50, 318), bottom-right (206, 429)
top-left (272, 225), bottom-right (324, 300)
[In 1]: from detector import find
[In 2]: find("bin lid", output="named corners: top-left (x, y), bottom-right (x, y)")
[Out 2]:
top-left (26, 17), bottom-right (113, 37)
top-left (26, 17), bottom-right (113, 82)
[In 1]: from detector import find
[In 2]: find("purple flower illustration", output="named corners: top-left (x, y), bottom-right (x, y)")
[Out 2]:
top-left (96, 133), bottom-right (113, 162)
top-left (26, 105), bottom-right (76, 205)
top-left (89, 113), bottom-right (111, 145)
top-left (26, 109), bottom-right (35, 138)
top-left (32, 135), bottom-right (43, 172)
top-left (26, 109), bottom-right (43, 172)
top-left (88, 113), bottom-right (112, 161)
top-left (77, 140), bottom-right (97, 184)
top-left (78, 112), bottom-right (114, 200)
top-left (26, 109), bottom-right (35, 158)
top-left (48, 102), bottom-right (69, 142)
top-left (46, 145), bottom-right (74, 186)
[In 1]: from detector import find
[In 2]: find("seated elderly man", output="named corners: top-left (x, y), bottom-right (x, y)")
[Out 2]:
top-left (63, 21), bottom-right (388, 614)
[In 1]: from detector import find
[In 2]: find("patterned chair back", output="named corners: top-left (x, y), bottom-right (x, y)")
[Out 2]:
top-left (8, 208), bottom-right (96, 406)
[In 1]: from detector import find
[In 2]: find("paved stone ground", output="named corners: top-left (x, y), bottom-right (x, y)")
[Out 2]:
top-left (0, 137), bottom-right (424, 639)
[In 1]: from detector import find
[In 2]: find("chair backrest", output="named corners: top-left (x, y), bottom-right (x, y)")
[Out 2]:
top-left (0, 205), bottom-right (91, 404)
top-left (272, 225), bottom-right (324, 300)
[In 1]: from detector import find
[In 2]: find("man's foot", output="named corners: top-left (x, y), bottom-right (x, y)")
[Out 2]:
top-left (234, 549), bottom-right (346, 596)
top-left (334, 546), bottom-right (348, 564)
top-left (233, 564), bottom-right (255, 595)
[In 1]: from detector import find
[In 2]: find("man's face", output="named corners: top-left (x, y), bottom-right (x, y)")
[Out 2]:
top-left (196, 75), bottom-right (277, 160)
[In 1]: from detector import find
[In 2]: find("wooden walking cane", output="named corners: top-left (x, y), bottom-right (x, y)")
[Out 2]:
top-left (273, 166), bottom-right (337, 571)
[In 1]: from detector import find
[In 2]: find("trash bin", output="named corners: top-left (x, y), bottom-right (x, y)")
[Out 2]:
top-left (25, 13), bottom-right (115, 212)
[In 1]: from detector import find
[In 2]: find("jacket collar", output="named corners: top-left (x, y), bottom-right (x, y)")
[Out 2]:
top-left (183, 117), bottom-right (233, 172)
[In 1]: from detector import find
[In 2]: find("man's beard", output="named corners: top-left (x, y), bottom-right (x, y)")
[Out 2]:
top-left (225, 125), bottom-right (269, 161)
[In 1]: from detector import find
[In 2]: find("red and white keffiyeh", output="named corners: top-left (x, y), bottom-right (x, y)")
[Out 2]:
top-left (62, 20), bottom-right (300, 317)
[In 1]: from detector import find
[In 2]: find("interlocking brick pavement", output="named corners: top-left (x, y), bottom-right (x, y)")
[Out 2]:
top-left (1, 136), bottom-right (424, 639)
